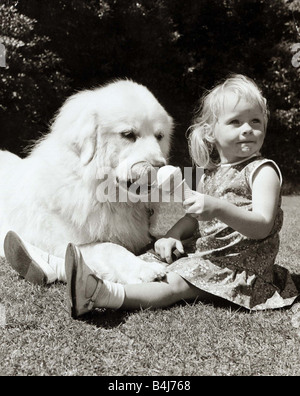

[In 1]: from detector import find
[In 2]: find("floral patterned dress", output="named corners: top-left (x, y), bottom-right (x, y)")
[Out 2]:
top-left (142, 155), bottom-right (299, 310)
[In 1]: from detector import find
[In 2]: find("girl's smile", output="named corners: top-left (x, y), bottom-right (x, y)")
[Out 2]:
top-left (214, 92), bottom-right (266, 164)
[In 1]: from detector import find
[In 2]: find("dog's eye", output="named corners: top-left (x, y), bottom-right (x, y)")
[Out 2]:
top-left (156, 132), bottom-right (164, 141)
top-left (121, 131), bottom-right (137, 142)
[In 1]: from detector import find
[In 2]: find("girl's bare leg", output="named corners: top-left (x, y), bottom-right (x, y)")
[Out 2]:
top-left (88, 271), bottom-right (211, 310)
top-left (122, 272), bottom-right (210, 309)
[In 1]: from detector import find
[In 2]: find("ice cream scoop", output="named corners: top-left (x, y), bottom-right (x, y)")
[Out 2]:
top-left (156, 165), bottom-right (194, 200)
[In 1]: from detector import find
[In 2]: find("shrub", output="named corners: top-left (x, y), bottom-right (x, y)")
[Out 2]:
top-left (0, 2), bottom-right (70, 154)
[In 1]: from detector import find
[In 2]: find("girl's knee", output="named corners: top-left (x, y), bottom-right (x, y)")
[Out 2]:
top-left (166, 272), bottom-right (194, 295)
top-left (166, 271), bottom-right (204, 302)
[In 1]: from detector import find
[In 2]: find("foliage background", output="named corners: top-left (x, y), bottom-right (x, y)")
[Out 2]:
top-left (0, 0), bottom-right (299, 184)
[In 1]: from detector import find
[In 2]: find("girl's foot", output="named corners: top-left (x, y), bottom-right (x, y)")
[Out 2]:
top-left (65, 243), bottom-right (104, 319)
top-left (4, 231), bottom-right (57, 285)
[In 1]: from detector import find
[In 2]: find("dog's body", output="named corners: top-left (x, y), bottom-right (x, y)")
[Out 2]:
top-left (0, 80), bottom-right (173, 283)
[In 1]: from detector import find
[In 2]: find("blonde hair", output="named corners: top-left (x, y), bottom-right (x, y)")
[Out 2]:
top-left (188, 74), bottom-right (269, 169)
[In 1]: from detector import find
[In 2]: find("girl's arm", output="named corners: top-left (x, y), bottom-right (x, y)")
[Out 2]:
top-left (185, 164), bottom-right (281, 240)
top-left (164, 214), bottom-right (198, 240)
top-left (154, 215), bottom-right (198, 263)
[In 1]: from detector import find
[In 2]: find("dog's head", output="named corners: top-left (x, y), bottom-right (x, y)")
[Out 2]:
top-left (50, 80), bottom-right (173, 192)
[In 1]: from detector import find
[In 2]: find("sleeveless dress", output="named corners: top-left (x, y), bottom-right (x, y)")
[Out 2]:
top-left (142, 155), bottom-right (299, 310)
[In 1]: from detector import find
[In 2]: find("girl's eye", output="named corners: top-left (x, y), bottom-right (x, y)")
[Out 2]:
top-left (252, 119), bottom-right (261, 124)
top-left (229, 119), bottom-right (240, 125)
top-left (121, 131), bottom-right (137, 142)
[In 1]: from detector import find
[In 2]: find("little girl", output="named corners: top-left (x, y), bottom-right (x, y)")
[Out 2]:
top-left (6, 74), bottom-right (300, 316)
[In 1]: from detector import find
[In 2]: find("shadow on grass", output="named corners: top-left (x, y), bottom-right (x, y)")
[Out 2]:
top-left (76, 281), bottom-right (300, 329)
top-left (76, 296), bottom-right (249, 329)
top-left (64, 265), bottom-right (300, 329)
top-left (77, 309), bottom-right (130, 329)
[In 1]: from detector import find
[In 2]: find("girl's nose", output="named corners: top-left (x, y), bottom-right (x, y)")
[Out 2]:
top-left (241, 123), bottom-right (253, 134)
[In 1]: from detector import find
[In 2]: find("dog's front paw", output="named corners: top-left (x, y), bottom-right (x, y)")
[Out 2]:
top-left (127, 261), bottom-right (167, 284)
top-left (142, 261), bottom-right (167, 282)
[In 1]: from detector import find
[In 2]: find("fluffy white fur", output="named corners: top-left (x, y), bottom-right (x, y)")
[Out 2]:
top-left (0, 80), bottom-right (173, 282)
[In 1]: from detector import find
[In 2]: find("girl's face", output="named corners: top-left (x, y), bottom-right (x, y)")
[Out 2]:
top-left (213, 92), bottom-right (266, 164)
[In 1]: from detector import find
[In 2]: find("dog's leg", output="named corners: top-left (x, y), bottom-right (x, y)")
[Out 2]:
top-left (79, 242), bottom-right (167, 285)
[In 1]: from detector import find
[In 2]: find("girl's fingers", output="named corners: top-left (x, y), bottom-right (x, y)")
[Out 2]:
top-left (159, 246), bottom-right (166, 259)
top-left (154, 243), bottom-right (161, 256)
top-left (175, 240), bottom-right (184, 254)
top-left (164, 245), bottom-right (177, 264)
top-left (185, 203), bottom-right (200, 214)
top-left (183, 197), bottom-right (196, 206)
top-left (165, 255), bottom-right (173, 264)
top-left (155, 239), bottom-right (183, 263)
top-left (183, 201), bottom-right (194, 211)
top-left (184, 193), bottom-right (205, 209)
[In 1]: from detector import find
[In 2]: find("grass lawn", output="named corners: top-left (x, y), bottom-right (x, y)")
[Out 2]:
top-left (0, 196), bottom-right (300, 376)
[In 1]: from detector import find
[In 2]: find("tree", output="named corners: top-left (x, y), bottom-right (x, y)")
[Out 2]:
top-left (1, 0), bottom-right (299, 183)
top-left (163, 0), bottom-right (300, 179)
top-left (0, 1), bottom-right (70, 154)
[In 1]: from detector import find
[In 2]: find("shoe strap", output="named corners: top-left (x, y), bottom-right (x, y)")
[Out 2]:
top-left (86, 276), bottom-right (103, 311)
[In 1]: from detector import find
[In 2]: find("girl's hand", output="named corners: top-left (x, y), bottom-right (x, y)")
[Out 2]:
top-left (183, 192), bottom-right (218, 221)
top-left (154, 237), bottom-right (184, 264)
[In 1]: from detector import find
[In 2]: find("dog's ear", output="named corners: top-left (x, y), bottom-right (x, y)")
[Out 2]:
top-left (51, 92), bottom-right (99, 166)
top-left (79, 134), bottom-right (97, 166)
top-left (71, 113), bottom-right (98, 166)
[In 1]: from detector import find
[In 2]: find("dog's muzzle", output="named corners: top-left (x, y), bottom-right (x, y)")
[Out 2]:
top-left (114, 161), bottom-right (158, 197)
top-left (127, 161), bottom-right (158, 194)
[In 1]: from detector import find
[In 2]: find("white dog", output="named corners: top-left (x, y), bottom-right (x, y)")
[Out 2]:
top-left (0, 80), bottom-right (173, 284)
